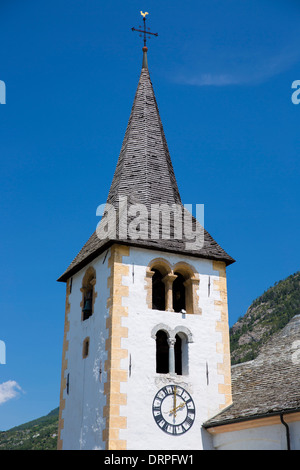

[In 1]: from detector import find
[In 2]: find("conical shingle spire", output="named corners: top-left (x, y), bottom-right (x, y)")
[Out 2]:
top-left (58, 58), bottom-right (234, 282)
top-left (106, 66), bottom-right (181, 210)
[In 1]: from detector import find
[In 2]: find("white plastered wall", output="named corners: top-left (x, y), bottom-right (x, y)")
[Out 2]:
top-left (60, 250), bottom-right (110, 450)
top-left (117, 247), bottom-right (229, 450)
top-left (60, 245), bottom-right (230, 450)
top-left (210, 420), bottom-right (300, 450)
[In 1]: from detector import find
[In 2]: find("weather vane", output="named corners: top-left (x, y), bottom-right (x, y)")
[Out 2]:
top-left (131, 11), bottom-right (158, 48)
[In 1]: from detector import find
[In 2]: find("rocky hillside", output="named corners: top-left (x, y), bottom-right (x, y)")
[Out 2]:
top-left (230, 271), bottom-right (300, 365)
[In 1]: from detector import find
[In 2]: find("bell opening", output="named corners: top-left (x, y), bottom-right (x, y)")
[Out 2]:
top-left (82, 290), bottom-right (93, 321)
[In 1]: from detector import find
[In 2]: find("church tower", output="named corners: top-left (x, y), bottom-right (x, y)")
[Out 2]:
top-left (57, 17), bottom-right (235, 450)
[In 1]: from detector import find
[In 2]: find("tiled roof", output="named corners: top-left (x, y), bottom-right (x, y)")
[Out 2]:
top-left (204, 315), bottom-right (300, 428)
top-left (58, 64), bottom-right (234, 282)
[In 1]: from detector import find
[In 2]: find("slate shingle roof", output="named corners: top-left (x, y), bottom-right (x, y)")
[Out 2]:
top-left (204, 315), bottom-right (300, 428)
top-left (106, 67), bottom-right (181, 211)
top-left (58, 64), bottom-right (234, 282)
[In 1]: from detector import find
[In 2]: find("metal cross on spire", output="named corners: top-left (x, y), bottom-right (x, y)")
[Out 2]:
top-left (131, 11), bottom-right (158, 49)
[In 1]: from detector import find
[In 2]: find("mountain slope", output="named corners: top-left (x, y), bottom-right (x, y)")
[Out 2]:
top-left (0, 407), bottom-right (59, 450)
top-left (230, 271), bottom-right (300, 364)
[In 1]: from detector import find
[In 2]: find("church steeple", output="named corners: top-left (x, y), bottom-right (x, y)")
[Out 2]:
top-left (58, 15), bottom-right (234, 451)
top-left (106, 14), bottom-right (181, 210)
top-left (106, 63), bottom-right (181, 211)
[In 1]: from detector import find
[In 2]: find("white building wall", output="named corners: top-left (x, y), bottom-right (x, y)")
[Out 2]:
top-left (211, 420), bottom-right (300, 450)
top-left (60, 245), bottom-right (231, 450)
top-left (118, 247), bottom-right (228, 450)
top-left (60, 251), bottom-right (110, 450)
top-left (59, 243), bottom-right (300, 451)
top-left (290, 421), bottom-right (300, 450)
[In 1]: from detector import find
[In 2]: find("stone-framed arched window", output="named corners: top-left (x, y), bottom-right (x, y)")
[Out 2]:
top-left (172, 262), bottom-right (201, 314)
top-left (80, 267), bottom-right (97, 321)
top-left (155, 330), bottom-right (169, 373)
top-left (151, 324), bottom-right (193, 376)
top-left (145, 259), bottom-right (201, 314)
top-left (173, 326), bottom-right (193, 375)
top-left (152, 269), bottom-right (166, 311)
top-left (174, 333), bottom-right (182, 375)
top-left (145, 258), bottom-right (175, 312)
top-left (173, 273), bottom-right (186, 313)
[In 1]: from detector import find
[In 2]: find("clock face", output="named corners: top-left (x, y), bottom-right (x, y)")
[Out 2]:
top-left (152, 385), bottom-right (196, 436)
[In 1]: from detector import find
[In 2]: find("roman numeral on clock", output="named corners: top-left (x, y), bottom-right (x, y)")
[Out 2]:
top-left (185, 415), bottom-right (194, 426)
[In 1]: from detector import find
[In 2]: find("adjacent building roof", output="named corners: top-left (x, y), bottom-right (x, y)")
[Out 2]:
top-left (204, 315), bottom-right (300, 429)
top-left (58, 54), bottom-right (234, 282)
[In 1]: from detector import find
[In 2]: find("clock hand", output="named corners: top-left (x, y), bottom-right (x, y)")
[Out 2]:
top-left (168, 402), bottom-right (185, 415)
top-left (173, 386), bottom-right (177, 414)
top-left (163, 403), bottom-right (185, 416)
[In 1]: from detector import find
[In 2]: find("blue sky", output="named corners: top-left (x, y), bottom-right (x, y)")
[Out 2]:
top-left (1, 0), bottom-right (300, 431)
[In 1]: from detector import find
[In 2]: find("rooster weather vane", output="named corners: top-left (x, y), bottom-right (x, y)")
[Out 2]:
top-left (131, 11), bottom-right (158, 48)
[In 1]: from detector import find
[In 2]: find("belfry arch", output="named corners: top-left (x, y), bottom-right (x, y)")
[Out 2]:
top-left (146, 259), bottom-right (201, 314)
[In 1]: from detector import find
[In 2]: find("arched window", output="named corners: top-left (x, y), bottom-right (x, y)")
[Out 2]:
top-left (172, 263), bottom-right (201, 315)
top-left (156, 330), bottom-right (169, 373)
top-left (146, 259), bottom-right (172, 311)
top-left (173, 272), bottom-right (186, 313)
top-left (82, 287), bottom-right (93, 321)
top-left (153, 325), bottom-right (192, 376)
top-left (174, 334), bottom-right (182, 375)
top-left (81, 267), bottom-right (97, 321)
top-left (146, 259), bottom-right (200, 314)
top-left (152, 269), bottom-right (166, 311)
